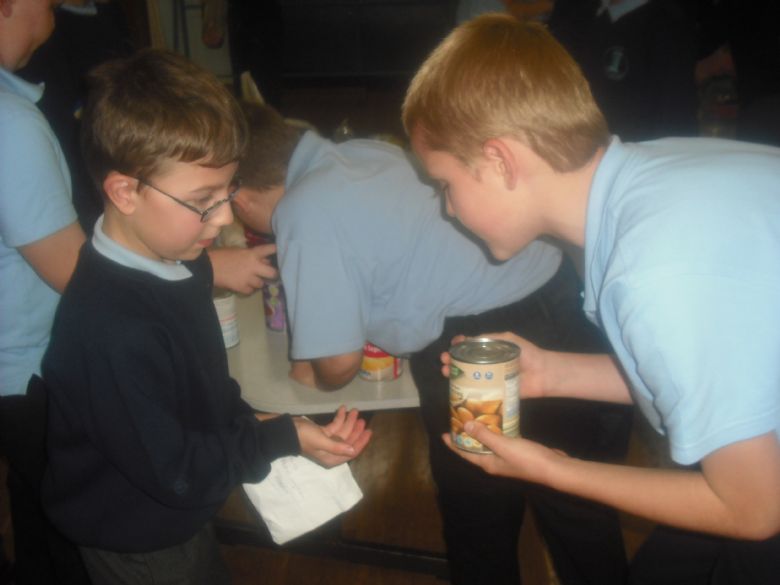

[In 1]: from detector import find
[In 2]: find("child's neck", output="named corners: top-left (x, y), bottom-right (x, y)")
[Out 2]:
top-left (101, 208), bottom-right (164, 262)
top-left (536, 148), bottom-right (605, 248)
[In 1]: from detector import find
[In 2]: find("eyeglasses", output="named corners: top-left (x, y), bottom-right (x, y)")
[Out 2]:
top-left (137, 176), bottom-right (242, 223)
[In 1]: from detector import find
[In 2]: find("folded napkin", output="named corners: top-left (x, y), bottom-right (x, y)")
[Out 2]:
top-left (243, 455), bottom-right (363, 545)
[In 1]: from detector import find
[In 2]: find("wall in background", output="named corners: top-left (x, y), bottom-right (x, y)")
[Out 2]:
top-left (152, 0), bottom-right (233, 81)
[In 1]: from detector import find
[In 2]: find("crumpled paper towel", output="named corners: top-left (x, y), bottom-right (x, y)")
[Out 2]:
top-left (243, 455), bottom-right (363, 545)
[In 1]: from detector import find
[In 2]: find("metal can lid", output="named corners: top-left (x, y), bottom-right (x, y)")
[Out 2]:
top-left (450, 337), bottom-right (519, 364)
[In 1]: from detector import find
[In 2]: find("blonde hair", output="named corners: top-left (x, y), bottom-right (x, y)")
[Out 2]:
top-left (402, 14), bottom-right (609, 172)
top-left (82, 49), bottom-right (247, 188)
top-left (238, 101), bottom-right (303, 191)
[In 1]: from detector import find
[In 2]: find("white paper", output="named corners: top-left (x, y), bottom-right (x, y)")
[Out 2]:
top-left (243, 455), bottom-right (363, 544)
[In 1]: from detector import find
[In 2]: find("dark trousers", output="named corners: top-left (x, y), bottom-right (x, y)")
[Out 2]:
top-left (0, 376), bottom-right (91, 585)
top-left (79, 523), bottom-right (231, 585)
top-left (629, 525), bottom-right (780, 585)
top-left (410, 257), bottom-right (634, 585)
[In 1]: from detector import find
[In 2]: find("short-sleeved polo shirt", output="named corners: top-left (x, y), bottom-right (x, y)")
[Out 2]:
top-left (0, 68), bottom-right (77, 395)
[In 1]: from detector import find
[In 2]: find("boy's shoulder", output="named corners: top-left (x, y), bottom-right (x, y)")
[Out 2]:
top-left (46, 246), bottom-right (219, 383)
top-left (56, 244), bottom-right (211, 338)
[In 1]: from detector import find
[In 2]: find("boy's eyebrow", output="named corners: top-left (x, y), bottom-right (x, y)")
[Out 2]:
top-left (183, 177), bottom-right (240, 196)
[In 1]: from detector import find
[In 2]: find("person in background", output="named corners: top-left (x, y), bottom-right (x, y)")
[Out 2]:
top-left (548, 0), bottom-right (699, 141)
top-left (0, 539), bottom-right (10, 585)
top-left (0, 1), bottom-right (90, 583)
top-left (694, 0), bottom-right (780, 146)
top-left (461, 0), bottom-right (699, 142)
top-left (41, 49), bottom-right (371, 585)
top-left (403, 14), bottom-right (780, 584)
top-left (234, 101), bottom-right (633, 585)
top-left (457, 0), bottom-right (553, 24)
top-left (18, 0), bottom-right (135, 233)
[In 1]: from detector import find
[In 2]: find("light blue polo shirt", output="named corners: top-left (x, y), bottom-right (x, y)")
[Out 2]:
top-left (273, 131), bottom-right (562, 359)
top-left (0, 68), bottom-right (77, 396)
top-left (584, 136), bottom-right (780, 464)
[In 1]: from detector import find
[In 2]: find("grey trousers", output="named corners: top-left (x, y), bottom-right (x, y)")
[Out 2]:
top-left (79, 523), bottom-right (231, 585)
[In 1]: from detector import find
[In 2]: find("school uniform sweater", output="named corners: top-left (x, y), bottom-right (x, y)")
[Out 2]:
top-left (41, 243), bottom-right (299, 552)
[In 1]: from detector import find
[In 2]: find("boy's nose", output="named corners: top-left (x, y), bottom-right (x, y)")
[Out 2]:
top-left (210, 199), bottom-right (234, 227)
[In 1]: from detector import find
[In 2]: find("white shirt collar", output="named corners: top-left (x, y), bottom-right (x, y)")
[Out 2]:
top-left (60, 1), bottom-right (98, 16)
top-left (0, 67), bottom-right (44, 103)
top-left (599, 0), bottom-right (649, 22)
top-left (91, 215), bottom-right (193, 281)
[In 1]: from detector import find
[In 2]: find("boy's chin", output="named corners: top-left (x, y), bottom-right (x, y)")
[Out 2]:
top-left (168, 248), bottom-right (206, 263)
top-left (487, 245), bottom-right (514, 263)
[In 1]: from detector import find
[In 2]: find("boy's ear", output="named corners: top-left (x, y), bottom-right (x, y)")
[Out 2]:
top-left (231, 187), bottom-right (253, 213)
top-left (0, 0), bottom-right (14, 18)
top-left (103, 171), bottom-right (140, 216)
top-left (482, 138), bottom-right (519, 190)
top-left (233, 185), bottom-right (283, 234)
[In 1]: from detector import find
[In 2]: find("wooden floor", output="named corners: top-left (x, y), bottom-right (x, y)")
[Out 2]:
top-left (216, 408), bottom-right (549, 585)
top-left (0, 407), bottom-right (659, 584)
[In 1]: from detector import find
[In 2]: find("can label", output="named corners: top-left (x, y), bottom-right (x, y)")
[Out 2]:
top-left (244, 228), bottom-right (286, 332)
top-left (213, 291), bottom-right (239, 349)
top-left (262, 282), bottom-right (286, 332)
top-left (449, 338), bottom-right (520, 453)
top-left (359, 342), bottom-right (403, 381)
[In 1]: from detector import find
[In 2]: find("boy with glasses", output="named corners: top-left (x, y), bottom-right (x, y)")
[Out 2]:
top-left (41, 49), bottom-right (371, 585)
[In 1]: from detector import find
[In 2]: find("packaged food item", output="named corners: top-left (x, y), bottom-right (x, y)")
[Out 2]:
top-left (213, 288), bottom-right (239, 348)
top-left (244, 227), bottom-right (286, 332)
top-left (262, 283), bottom-right (286, 332)
top-left (358, 342), bottom-right (403, 381)
top-left (449, 338), bottom-right (520, 453)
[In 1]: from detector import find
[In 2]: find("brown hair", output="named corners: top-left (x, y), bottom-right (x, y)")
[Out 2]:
top-left (81, 49), bottom-right (247, 189)
top-left (402, 14), bottom-right (609, 172)
top-left (238, 101), bottom-right (303, 191)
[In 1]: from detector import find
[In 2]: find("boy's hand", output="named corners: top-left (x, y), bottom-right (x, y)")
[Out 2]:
top-left (209, 244), bottom-right (279, 294)
top-left (441, 332), bottom-right (548, 398)
top-left (443, 421), bottom-right (565, 482)
top-left (294, 406), bottom-right (372, 467)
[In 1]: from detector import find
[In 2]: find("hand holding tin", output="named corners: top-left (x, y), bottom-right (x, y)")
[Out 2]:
top-left (449, 338), bottom-right (520, 453)
top-left (442, 423), bottom-right (567, 482)
top-left (441, 332), bottom-right (548, 399)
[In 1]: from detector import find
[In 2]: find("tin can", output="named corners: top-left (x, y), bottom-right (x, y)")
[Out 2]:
top-left (449, 338), bottom-right (520, 453)
top-left (358, 342), bottom-right (403, 381)
top-left (244, 228), bottom-right (286, 332)
top-left (262, 282), bottom-right (286, 332)
top-left (213, 289), bottom-right (239, 348)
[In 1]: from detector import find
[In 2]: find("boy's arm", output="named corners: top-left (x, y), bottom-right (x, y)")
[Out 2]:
top-left (449, 426), bottom-right (780, 539)
top-left (536, 351), bottom-right (632, 403)
top-left (312, 351), bottom-right (363, 390)
top-left (18, 222), bottom-right (85, 293)
top-left (289, 352), bottom-right (364, 391)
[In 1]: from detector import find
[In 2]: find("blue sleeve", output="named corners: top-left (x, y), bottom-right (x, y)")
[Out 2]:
top-left (614, 272), bottom-right (780, 465)
top-left (0, 98), bottom-right (76, 246)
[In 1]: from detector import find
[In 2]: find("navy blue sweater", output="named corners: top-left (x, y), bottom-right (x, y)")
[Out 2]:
top-left (42, 243), bottom-right (299, 552)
